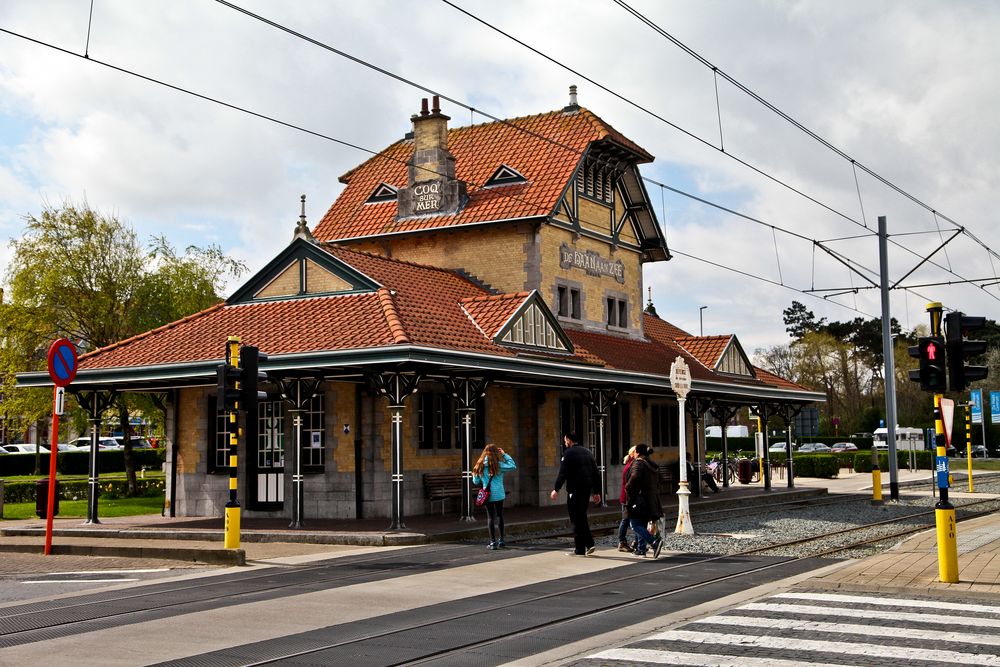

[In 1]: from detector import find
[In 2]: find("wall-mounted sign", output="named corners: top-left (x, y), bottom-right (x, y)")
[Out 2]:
top-left (311, 432), bottom-right (322, 448)
top-left (559, 243), bottom-right (625, 284)
top-left (413, 181), bottom-right (442, 212)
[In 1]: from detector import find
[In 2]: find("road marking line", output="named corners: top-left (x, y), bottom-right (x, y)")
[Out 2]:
top-left (23, 579), bottom-right (141, 584)
top-left (745, 601), bottom-right (1000, 628)
top-left (646, 630), bottom-right (1000, 665)
top-left (587, 648), bottom-right (845, 666)
top-left (704, 614), bottom-right (1000, 646)
top-left (43, 569), bottom-right (170, 575)
top-left (776, 591), bottom-right (1000, 614)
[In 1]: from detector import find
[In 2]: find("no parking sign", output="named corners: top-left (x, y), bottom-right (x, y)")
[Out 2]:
top-left (47, 338), bottom-right (78, 387)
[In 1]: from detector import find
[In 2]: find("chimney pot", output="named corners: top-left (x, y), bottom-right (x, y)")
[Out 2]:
top-left (420, 98), bottom-right (429, 116)
top-left (432, 95), bottom-right (440, 114)
top-left (569, 85), bottom-right (578, 107)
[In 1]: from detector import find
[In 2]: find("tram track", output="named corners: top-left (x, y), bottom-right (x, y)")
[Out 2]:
top-left (185, 500), bottom-right (1000, 666)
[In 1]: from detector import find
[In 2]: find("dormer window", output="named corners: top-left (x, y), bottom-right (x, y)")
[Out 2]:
top-left (485, 165), bottom-right (527, 187)
top-left (501, 303), bottom-right (568, 351)
top-left (366, 183), bottom-right (398, 203)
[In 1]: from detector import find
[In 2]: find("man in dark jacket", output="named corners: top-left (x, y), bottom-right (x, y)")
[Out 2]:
top-left (550, 433), bottom-right (602, 556)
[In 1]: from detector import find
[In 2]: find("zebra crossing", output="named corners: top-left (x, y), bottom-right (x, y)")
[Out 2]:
top-left (579, 591), bottom-right (1000, 666)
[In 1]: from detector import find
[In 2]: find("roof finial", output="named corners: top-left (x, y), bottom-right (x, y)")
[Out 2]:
top-left (293, 193), bottom-right (316, 244)
top-left (644, 285), bottom-right (659, 317)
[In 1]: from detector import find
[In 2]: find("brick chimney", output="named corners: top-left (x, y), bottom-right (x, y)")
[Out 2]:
top-left (396, 96), bottom-right (467, 218)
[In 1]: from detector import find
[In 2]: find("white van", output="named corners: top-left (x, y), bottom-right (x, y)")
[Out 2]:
top-left (873, 427), bottom-right (924, 452)
top-left (705, 426), bottom-right (722, 438)
top-left (726, 425), bottom-right (749, 438)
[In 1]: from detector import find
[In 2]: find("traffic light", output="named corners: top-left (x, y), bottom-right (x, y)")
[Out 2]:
top-left (240, 346), bottom-right (269, 409)
top-left (908, 336), bottom-right (947, 392)
top-left (217, 363), bottom-right (242, 412)
top-left (945, 312), bottom-right (989, 391)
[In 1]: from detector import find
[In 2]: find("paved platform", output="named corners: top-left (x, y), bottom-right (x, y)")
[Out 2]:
top-left (2, 468), bottom-right (998, 603)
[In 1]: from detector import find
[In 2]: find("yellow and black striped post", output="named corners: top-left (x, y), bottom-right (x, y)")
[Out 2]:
top-left (224, 336), bottom-right (242, 549)
top-left (934, 393), bottom-right (958, 582)
top-left (966, 403), bottom-right (974, 493)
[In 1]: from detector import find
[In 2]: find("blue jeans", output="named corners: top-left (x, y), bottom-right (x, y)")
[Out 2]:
top-left (629, 517), bottom-right (657, 553)
top-left (617, 505), bottom-right (631, 543)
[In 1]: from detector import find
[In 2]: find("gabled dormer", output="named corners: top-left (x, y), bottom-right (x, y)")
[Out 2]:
top-left (485, 165), bottom-right (527, 187)
top-left (676, 334), bottom-right (756, 379)
top-left (366, 183), bottom-right (398, 203)
top-left (227, 239), bottom-right (380, 303)
top-left (462, 291), bottom-right (573, 354)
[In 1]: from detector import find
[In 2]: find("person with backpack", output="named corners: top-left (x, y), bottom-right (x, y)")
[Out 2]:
top-left (550, 433), bottom-right (602, 556)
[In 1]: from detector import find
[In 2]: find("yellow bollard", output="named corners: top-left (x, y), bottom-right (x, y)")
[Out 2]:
top-left (224, 505), bottom-right (241, 549)
top-left (872, 468), bottom-right (883, 504)
top-left (935, 506), bottom-right (958, 583)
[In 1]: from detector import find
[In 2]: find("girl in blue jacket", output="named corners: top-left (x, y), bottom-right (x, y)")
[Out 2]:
top-left (472, 443), bottom-right (517, 549)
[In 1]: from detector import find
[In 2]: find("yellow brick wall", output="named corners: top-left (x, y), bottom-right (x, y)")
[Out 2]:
top-left (578, 197), bottom-right (614, 236)
top-left (305, 260), bottom-right (353, 294)
top-left (538, 225), bottom-right (642, 330)
top-left (348, 223), bottom-right (538, 294)
top-left (329, 382), bottom-right (357, 472)
top-left (255, 261), bottom-right (300, 298)
top-left (176, 387), bottom-right (205, 473)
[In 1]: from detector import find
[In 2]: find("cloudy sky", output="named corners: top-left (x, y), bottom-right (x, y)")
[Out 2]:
top-left (2, 0), bottom-right (999, 353)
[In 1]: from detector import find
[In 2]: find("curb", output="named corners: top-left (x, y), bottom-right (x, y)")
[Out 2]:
top-left (0, 542), bottom-right (245, 565)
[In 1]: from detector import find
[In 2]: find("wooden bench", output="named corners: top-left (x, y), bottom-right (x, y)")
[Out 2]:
top-left (657, 464), bottom-right (677, 494)
top-left (423, 472), bottom-right (463, 515)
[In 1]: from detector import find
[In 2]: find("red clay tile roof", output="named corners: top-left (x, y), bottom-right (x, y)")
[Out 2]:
top-left (78, 248), bottom-right (815, 397)
top-left (460, 293), bottom-right (531, 340)
top-left (312, 107), bottom-right (653, 242)
top-left (676, 335), bottom-right (733, 369)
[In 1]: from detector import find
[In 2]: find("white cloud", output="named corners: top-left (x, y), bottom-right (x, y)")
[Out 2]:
top-left (1, 0), bottom-right (998, 347)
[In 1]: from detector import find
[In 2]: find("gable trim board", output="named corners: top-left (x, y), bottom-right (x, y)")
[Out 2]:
top-left (228, 239), bottom-right (381, 304)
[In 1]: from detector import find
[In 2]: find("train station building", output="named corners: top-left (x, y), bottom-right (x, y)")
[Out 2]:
top-left (19, 90), bottom-right (823, 526)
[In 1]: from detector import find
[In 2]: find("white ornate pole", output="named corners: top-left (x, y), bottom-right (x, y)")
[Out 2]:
top-left (670, 357), bottom-right (695, 535)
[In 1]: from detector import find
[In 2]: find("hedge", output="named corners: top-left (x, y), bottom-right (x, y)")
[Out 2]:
top-left (788, 454), bottom-right (841, 478)
top-left (2, 477), bottom-right (166, 504)
top-left (0, 449), bottom-right (165, 477)
top-left (853, 450), bottom-right (933, 472)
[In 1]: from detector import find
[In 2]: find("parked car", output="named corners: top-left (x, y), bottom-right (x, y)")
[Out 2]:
top-left (769, 442), bottom-right (794, 452)
top-left (798, 442), bottom-right (832, 453)
top-left (116, 437), bottom-right (154, 449)
top-left (972, 445), bottom-right (990, 458)
top-left (831, 442), bottom-right (858, 453)
top-left (2, 443), bottom-right (49, 454)
top-left (72, 437), bottom-right (123, 450)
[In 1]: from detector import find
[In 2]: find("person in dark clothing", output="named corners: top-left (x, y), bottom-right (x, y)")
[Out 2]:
top-left (625, 444), bottom-right (664, 558)
top-left (688, 460), bottom-right (719, 493)
top-left (550, 433), bottom-right (602, 556)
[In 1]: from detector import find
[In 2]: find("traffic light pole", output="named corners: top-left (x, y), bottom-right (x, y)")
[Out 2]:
top-left (877, 216), bottom-right (900, 501)
top-left (224, 336), bottom-right (242, 550)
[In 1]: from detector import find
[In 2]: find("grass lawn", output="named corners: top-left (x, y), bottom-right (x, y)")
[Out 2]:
top-left (2, 494), bottom-right (165, 520)
top-left (1, 471), bottom-right (165, 484)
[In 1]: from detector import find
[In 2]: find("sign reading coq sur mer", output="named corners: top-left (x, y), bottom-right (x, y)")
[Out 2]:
top-left (559, 243), bottom-right (625, 284)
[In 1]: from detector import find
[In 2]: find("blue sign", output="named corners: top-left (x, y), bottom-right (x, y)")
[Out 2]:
top-left (991, 391), bottom-right (1000, 425)
top-left (936, 456), bottom-right (950, 489)
top-left (46, 338), bottom-right (78, 388)
top-left (971, 389), bottom-right (983, 425)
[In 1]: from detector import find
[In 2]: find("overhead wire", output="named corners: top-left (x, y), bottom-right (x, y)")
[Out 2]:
top-left (216, 0), bottom-right (996, 305)
top-left (3, 6), bottom-right (990, 324)
top-left (0, 24), bottom-right (882, 325)
top-left (612, 0), bottom-right (1000, 291)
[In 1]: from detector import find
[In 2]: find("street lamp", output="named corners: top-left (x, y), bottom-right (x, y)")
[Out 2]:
top-left (699, 306), bottom-right (707, 336)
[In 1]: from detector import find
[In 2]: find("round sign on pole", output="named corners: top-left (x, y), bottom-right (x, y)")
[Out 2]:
top-left (47, 338), bottom-right (78, 388)
top-left (670, 356), bottom-right (692, 399)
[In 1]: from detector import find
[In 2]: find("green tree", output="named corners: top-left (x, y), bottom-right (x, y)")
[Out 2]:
top-left (1, 201), bottom-right (245, 488)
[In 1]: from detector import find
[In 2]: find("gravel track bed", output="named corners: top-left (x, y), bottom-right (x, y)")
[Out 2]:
top-left (597, 474), bottom-right (1000, 559)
